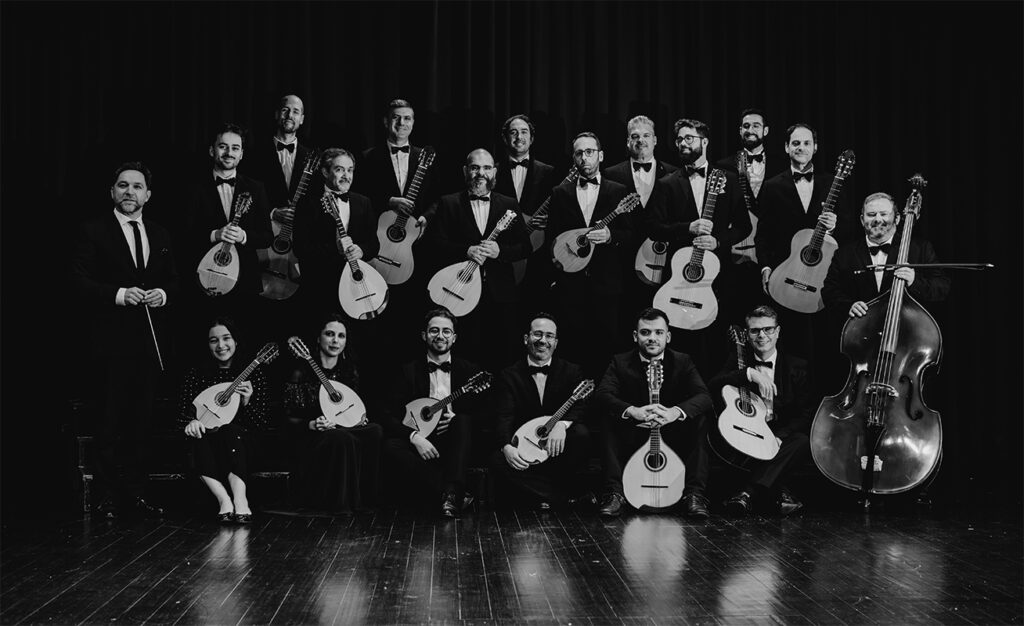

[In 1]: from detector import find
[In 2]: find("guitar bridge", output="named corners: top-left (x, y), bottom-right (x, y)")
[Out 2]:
top-left (783, 278), bottom-right (817, 293)
top-left (668, 298), bottom-right (702, 309)
top-left (376, 256), bottom-right (401, 268)
top-left (441, 287), bottom-right (465, 301)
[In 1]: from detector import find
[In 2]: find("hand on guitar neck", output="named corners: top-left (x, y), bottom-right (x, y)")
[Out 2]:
top-left (467, 240), bottom-right (499, 264)
top-left (271, 206), bottom-right (294, 224)
top-left (688, 218), bottom-right (718, 251)
top-left (214, 223), bottom-right (247, 245)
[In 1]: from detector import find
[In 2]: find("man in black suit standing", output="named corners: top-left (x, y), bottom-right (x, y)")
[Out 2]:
top-left (546, 132), bottom-right (634, 377)
top-left (242, 94), bottom-right (312, 229)
top-left (490, 313), bottom-right (593, 510)
top-left (594, 308), bottom-right (714, 518)
top-left (71, 162), bottom-right (179, 518)
top-left (427, 148), bottom-right (531, 372)
top-left (708, 305), bottom-right (814, 515)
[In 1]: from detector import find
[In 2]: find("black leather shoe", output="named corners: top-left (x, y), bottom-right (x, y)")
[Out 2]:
top-left (441, 492), bottom-right (460, 518)
top-left (683, 493), bottom-right (710, 519)
top-left (217, 512), bottom-right (234, 524)
top-left (725, 491), bottom-right (752, 515)
top-left (568, 491), bottom-right (598, 511)
top-left (233, 512), bottom-right (253, 524)
top-left (128, 497), bottom-right (164, 519)
top-left (598, 493), bottom-right (624, 517)
top-left (538, 501), bottom-right (552, 511)
top-left (778, 488), bottom-right (804, 516)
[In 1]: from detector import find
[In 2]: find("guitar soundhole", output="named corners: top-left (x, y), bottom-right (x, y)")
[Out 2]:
top-left (387, 225), bottom-right (406, 242)
top-left (352, 269), bottom-right (364, 281)
top-left (736, 398), bottom-right (755, 417)
top-left (652, 241), bottom-right (668, 255)
top-left (536, 426), bottom-right (549, 438)
top-left (213, 250), bottom-right (232, 267)
top-left (420, 408), bottom-right (433, 422)
top-left (576, 241), bottom-right (591, 257)
top-left (645, 452), bottom-right (666, 472)
top-left (272, 237), bottom-right (292, 255)
top-left (800, 246), bottom-right (822, 266)
top-left (683, 263), bottom-right (705, 283)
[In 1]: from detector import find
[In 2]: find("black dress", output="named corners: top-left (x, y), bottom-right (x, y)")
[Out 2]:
top-left (283, 359), bottom-right (382, 512)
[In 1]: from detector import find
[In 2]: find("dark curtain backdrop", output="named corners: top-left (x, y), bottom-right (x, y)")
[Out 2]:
top-left (3, 1), bottom-right (1020, 517)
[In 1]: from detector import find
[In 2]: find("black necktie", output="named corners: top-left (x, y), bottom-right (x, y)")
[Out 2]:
top-left (751, 359), bottom-right (773, 369)
top-left (427, 361), bottom-right (452, 373)
top-left (510, 160), bottom-right (530, 169)
top-left (687, 166), bottom-right (706, 178)
top-left (390, 145), bottom-right (411, 154)
top-left (331, 191), bottom-right (350, 202)
top-left (868, 243), bottom-right (892, 256)
top-left (578, 177), bottom-right (598, 188)
top-left (528, 365), bottom-right (550, 376)
top-left (632, 161), bottom-right (653, 172)
top-left (215, 177), bottom-right (235, 187)
top-left (746, 152), bottom-right (764, 163)
top-left (468, 194), bottom-right (490, 202)
top-left (276, 141), bottom-right (295, 153)
top-left (792, 170), bottom-right (813, 182)
top-left (128, 221), bottom-right (145, 269)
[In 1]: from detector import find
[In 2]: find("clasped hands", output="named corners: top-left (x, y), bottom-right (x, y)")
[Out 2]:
top-left (123, 287), bottom-right (165, 307)
top-left (625, 404), bottom-right (684, 428)
top-left (467, 240), bottom-right (500, 264)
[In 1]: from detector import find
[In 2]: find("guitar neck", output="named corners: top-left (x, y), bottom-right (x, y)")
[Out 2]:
top-left (403, 154), bottom-right (431, 207)
top-left (215, 358), bottom-right (260, 405)
top-left (688, 189), bottom-right (721, 266)
top-left (808, 174), bottom-right (848, 249)
top-left (541, 394), bottom-right (582, 433)
top-left (523, 195), bottom-right (553, 234)
top-left (593, 206), bottom-right (625, 231)
top-left (736, 154), bottom-right (754, 211)
top-left (735, 341), bottom-right (752, 405)
top-left (325, 198), bottom-right (362, 275)
top-left (305, 355), bottom-right (340, 400)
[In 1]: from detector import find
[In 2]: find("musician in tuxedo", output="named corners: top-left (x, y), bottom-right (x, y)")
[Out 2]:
top-left (426, 148), bottom-right (531, 371)
top-left (594, 307), bottom-right (714, 518)
top-left (380, 308), bottom-right (482, 517)
top-left (71, 162), bottom-right (178, 518)
top-left (546, 132), bottom-right (634, 377)
top-left (708, 305), bottom-right (814, 516)
top-left (490, 313), bottom-right (593, 510)
top-left (645, 118), bottom-right (751, 377)
top-left (241, 94), bottom-right (312, 222)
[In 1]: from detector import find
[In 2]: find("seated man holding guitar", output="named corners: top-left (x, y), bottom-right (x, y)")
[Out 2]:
top-left (381, 308), bottom-right (487, 517)
top-left (490, 312), bottom-right (595, 510)
top-left (594, 308), bottom-right (714, 518)
top-left (707, 305), bottom-right (813, 516)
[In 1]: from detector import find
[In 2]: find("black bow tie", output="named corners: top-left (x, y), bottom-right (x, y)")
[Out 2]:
top-left (686, 166), bottom-right (706, 178)
top-left (276, 141), bottom-right (295, 153)
top-left (632, 161), bottom-right (653, 172)
top-left (390, 145), bottom-right (411, 154)
top-left (746, 152), bottom-right (764, 163)
top-left (792, 170), bottom-right (813, 182)
top-left (528, 365), bottom-right (550, 376)
top-left (215, 177), bottom-right (235, 187)
top-left (868, 243), bottom-right (892, 256)
top-left (510, 160), bottom-right (530, 169)
top-left (468, 194), bottom-right (490, 202)
top-left (578, 177), bottom-right (599, 188)
top-left (330, 191), bottom-right (350, 202)
top-left (427, 361), bottom-right (452, 373)
top-left (751, 359), bottom-right (773, 369)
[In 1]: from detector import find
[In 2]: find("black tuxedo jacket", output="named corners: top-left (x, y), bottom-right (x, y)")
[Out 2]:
top-left (382, 356), bottom-right (483, 439)
top-left (595, 348), bottom-right (713, 423)
top-left (354, 144), bottom-right (438, 221)
top-left (546, 177), bottom-right (633, 295)
top-left (754, 168), bottom-right (855, 271)
top-left (715, 150), bottom-right (786, 213)
top-left (241, 138), bottom-right (313, 209)
top-left (645, 167), bottom-right (752, 256)
top-left (494, 157), bottom-right (560, 215)
top-left (494, 357), bottom-right (588, 445)
top-left (183, 173), bottom-right (273, 296)
top-left (822, 234), bottom-right (950, 316)
top-left (71, 212), bottom-right (179, 360)
top-left (603, 159), bottom-right (678, 196)
top-left (427, 191), bottom-right (530, 303)
top-left (708, 352), bottom-right (814, 440)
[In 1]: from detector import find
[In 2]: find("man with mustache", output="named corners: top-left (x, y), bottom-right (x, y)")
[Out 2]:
top-left (243, 94), bottom-right (312, 228)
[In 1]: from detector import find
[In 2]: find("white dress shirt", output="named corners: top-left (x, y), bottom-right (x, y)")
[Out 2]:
top-left (275, 137), bottom-right (298, 188)
top-left (509, 157), bottom-right (529, 202)
top-left (575, 173), bottom-right (600, 225)
top-left (427, 355), bottom-right (454, 417)
top-left (792, 167), bottom-right (814, 212)
top-left (113, 209), bottom-right (167, 307)
top-left (867, 235), bottom-right (894, 291)
top-left (630, 159), bottom-right (656, 206)
top-left (388, 142), bottom-right (411, 192)
top-left (331, 193), bottom-right (352, 231)
top-left (688, 163), bottom-right (707, 210)
top-left (527, 357), bottom-right (551, 402)
top-left (744, 149), bottom-right (766, 197)
top-left (214, 170), bottom-right (236, 221)
top-left (470, 196), bottom-right (490, 236)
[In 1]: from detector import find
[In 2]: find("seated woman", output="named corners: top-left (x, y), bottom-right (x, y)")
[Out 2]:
top-left (180, 317), bottom-right (270, 523)
top-left (284, 313), bottom-right (382, 513)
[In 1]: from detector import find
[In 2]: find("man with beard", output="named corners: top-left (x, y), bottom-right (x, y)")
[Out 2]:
top-left (490, 313), bottom-right (593, 510)
top-left (427, 148), bottom-right (530, 371)
top-left (381, 308), bottom-right (483, 517)
top-left (546, 132), bottom-right (632, 377)
top-left (243, 95), bottom-right (313, 227)
top-left (644, 118), bottom-right (751, 376)
top-left (594, 307), bottom-right (714, 518)
top-left (71, 162), bottom-right (179, 518)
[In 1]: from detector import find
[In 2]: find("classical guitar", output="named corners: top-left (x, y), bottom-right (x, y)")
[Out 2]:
top-left (511, 379), bottom-right (594, 465)
top-left (730, 150), bottom-right (759, 265)
top-left (426, 209), bottom-right (517, 317)
top-left (652, 169), bottom-right (727, 330)
top-left (634, 238), bottom-right (671, 286)
top-left (712, 326), bottom-right (779, 463)
top-left (622, 359), bottom-right (686, 511)
top-left (552, 192), bottom-right (640, 273)
top-left (193, 342), bottom-right (278, 429)
top-left (768, 149), bottom-right (856, 313)
top-left (402, 371), bottom-right (493, 438)
top-left (286, 336), bottom-right (367, 428)
top-left (369, 147), bottom-right (436, 285)
top-left (321, 192), bottom-right (390, 320)
top-left (512, 166), bottom-right (580, 285)
top-left (257, 152), bottom-right (321, 300)
top-left (197, 192), bottom-right (252, 296)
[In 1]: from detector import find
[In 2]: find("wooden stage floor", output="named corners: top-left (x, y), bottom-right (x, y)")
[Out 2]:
top-left (2, 507), bottom-right (1020, 625)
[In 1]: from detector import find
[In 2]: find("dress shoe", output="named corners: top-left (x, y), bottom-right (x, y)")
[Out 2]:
top-left (127, 497), bottom-right (164, 519)
top-left (441, 492), bottom-right (460, 518)
top-left (568, 491), bottom-right (598, 511)
top-left (682, 493), bottom-right (710, 519)
top-left (538, 501), bottom-right (552, 511)
top-left (778, 488), bottom-right (804, 516)
top-left (217, 512), bottom-right (234, 524)
top-left (461, 493), bottom-right (475, 512)
top-left (725, 491), bottom-right (752, 515)
top-left (598, 493), bottom-right (624, 517)
top-left (233, 512), bottom-right (253, 524)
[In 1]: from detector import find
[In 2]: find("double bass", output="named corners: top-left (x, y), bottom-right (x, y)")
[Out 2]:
top-left (810, 174), bottom-right (942, 495)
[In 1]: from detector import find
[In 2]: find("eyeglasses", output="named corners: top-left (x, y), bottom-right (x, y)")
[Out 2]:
top-left (528, 331), bottom-right (558, 341)
top-left (427, 327), bottom-right (454, 337)
top-left (747, 326), bottom-right (778, 336)
top-left (675, 135), bottom-right (703, 145)
top-left (573, 148), bottom-right (599, 158)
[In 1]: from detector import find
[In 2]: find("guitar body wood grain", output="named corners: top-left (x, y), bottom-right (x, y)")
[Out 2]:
top-left (653, 247), bottom-right (720, 330)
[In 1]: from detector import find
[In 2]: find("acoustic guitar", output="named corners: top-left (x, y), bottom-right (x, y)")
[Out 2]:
top-left (427, 209), bottom-right (517, 317)
top-left (552, 192), bottom-right (640, 273)
top-left (321, 192), bottom-right (390, 320)
top-left (512, 166), bottom-right (580, 285)
top-left (730, 150), bottom-right (759, 265)
top-left (286, 336), bottom-right (367, 427)
top-left (196, 192), bottom-right (252, 296)
top-left (634, 238), bottom-right (671, 286)
top-left (402, 371), bottom-right (493, 438)
top-left (767, 149), bottom-right (856, 313)
top-left (622, 359), bottom-right (686, 511)
top-left (511, 379), bottom-right (594, 465)
top-left (193, 342), bottom-right (278, 429)
top-left (257, 152), bottom-right (320, 300)
top-left (712, 326), bottom-right (779, 463)
top-left (369, 147), bottom-right (436, 285)
top-left (652, 169), bottom-right (727, 330)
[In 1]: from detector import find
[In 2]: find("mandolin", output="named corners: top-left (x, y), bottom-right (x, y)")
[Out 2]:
top-left (286, 336), bottom-right (367, 427)
top-left (427, 209), bottom-right (518, 317)
top-left (512, 166), bottom-right (580, 285)
top-left (257, 153), bottom-right (321, 300)
top-left (511, 379), bottom-right (594, 465)
top-left (768, 150), bottom-right (855, 313)
top-left (369, 147), bottom-right (436, 285)
top-left (712, 326), bottom-right (779, 462)
top-left (551, 192), bottom-right (641, 273)
top-left (652, 169), bottom-right (727, 330)
top-left (321, 192), bottom-right (390, 320)
top-left (197, 192), bottom-right (252, 296)
top-left (193, 342), bottom-right (278, 429)
top-left (402, 371), bottom-right (493, 438)
top-left (730, 150), bottom-right (759, 265)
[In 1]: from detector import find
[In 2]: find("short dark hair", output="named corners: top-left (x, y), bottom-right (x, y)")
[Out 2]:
top-left (212, 123), bottom-right (246, 149)
top-left (424, 307), bottom-right (457, 332)
top-left (673, 118), bottom-right (709, 138)
top-left (526, 311), bottom-right (558, 333)
top-left (572, 131), bottom-right (602, 151)
top-left (321, 148), bottom-right (356, 167)
top-left (745, 305), bottom-right (779, 325)
top-left (739, 108), bottom-right (767, 126)
top-left (112, 161), bottom-right (152, 188)
top-left (636, 307), bottom-right (670, 328)
top-left (502, 114), bottom-right (535, 138)
top-left (385, 98), bottom-right (414, 117)
top-left (785, 122), bottom-right (818, 144)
